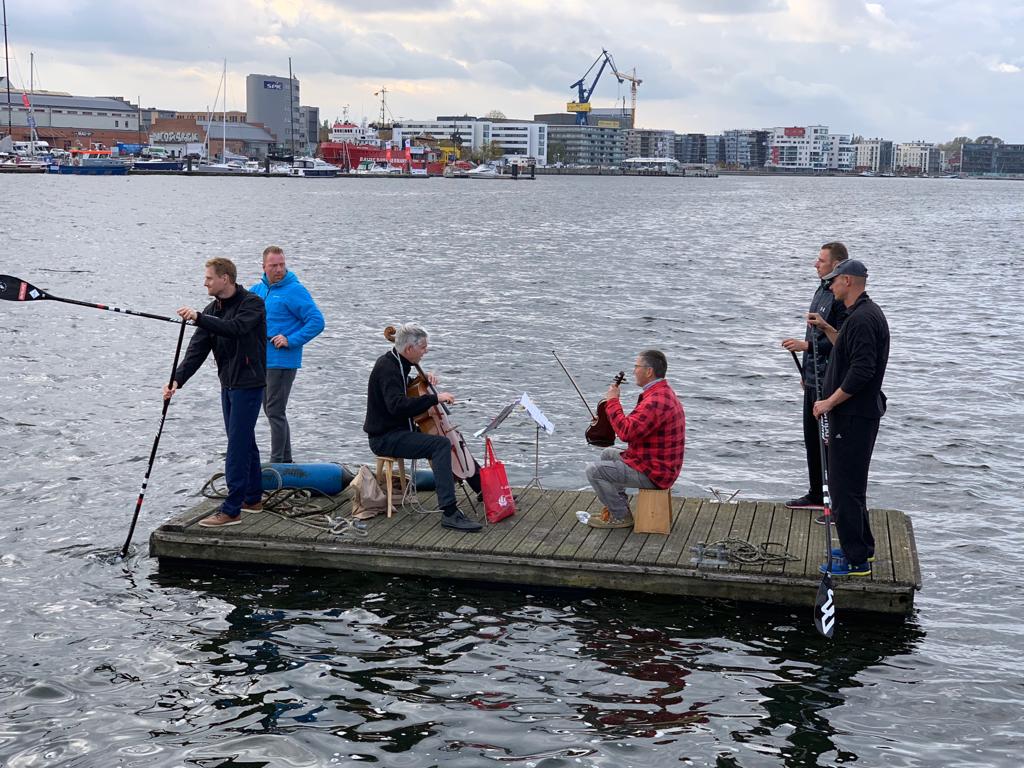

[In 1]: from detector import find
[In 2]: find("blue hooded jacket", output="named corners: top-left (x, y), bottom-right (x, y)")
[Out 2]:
top-left (249, 271), bottom-right (325, 369)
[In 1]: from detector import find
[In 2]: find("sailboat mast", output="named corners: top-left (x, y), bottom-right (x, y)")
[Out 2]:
top-left (222, 59), bottom-right (226, 162)
top-left (288, 57), bottom-right (294, 157)
top-left (3, 0), bottom-right (11, 135)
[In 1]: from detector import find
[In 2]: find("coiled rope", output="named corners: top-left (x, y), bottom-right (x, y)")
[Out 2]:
top-left (693, 538), bottom-right (799, 565)
top-left (199, 472), bottom-right (366, 536)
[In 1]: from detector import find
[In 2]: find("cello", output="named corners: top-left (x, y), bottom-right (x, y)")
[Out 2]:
top-left (384, 325), bottom-right (477, 479)
top-left (552, 351), bottom-right (625, 448)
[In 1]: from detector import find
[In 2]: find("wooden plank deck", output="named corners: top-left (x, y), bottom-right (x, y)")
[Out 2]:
top-left (150, 488), bottom-right (922, 615)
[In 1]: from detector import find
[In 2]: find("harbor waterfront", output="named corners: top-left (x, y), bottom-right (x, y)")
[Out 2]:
top-left (1, 174), bottom-right (1021, 766)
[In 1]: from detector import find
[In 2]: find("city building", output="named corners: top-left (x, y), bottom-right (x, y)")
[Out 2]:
top-left (393, 116), bottom-right (547, 164)
top-left (534, 112), bottom-right (624, 166)
top-left (623, 128), bottom-right (675, 159)
top-left (825, 133), bottom-right (855, 172)
top-left (588, 107), bottom-right (632, 130)
top-left (961, 143), bottom-right (1024, 175)
top-left (299, 106), bottom-right (320, 155)
top-left (894, 141), bottom-right (941, 174)
top-left (674, 133), bottom-right (707, 164)
top-left (246, 73), bottom-right (301, 153)
top-left (1, 84), bottom-right (143, 148)
top-left (139, 108), bottom-right (177, 132)
top-left (705, 135), bottom-right (725, 165)
top-left (176, 110), bottom-right (247, 125)
top-left (766, 125), bottom-right (833, 170)
top-left (853, 139), bottom-right (894, 173)
top-left (723, 129), bottom-right (769, 168)
top-left (148, 117), bottom-right (277, 159)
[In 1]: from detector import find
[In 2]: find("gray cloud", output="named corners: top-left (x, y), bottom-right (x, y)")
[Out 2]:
top-left (7, 0), bottom-right (1024, 141)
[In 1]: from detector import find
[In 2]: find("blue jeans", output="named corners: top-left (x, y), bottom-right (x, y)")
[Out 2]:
top-left (221, 386), bottom-right (264, 517)
top-left (369, 430), bottom-right (455, 509)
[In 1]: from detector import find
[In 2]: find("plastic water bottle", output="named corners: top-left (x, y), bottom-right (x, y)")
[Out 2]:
top-left (575, 510), bottom-right (590, 524)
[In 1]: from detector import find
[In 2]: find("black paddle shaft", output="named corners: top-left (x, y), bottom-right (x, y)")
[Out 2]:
top-left (0, 274), bottom-right (191, 326)
top-left (120, 320), bottom-right (189, 559)
top-left (811, 332), bottom-right (837, 639)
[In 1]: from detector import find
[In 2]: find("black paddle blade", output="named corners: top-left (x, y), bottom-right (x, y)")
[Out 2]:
top-left (0, 275), bottom-right (48, 302)
top-left (814, 573), bottom-right (836, 638)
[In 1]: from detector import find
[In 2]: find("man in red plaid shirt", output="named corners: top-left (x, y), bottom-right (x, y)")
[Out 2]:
top-left (584, 349), bottom-right (686, 528)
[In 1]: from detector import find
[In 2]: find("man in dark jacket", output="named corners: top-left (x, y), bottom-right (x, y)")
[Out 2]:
top-left (164, 257), bottom-right (267, 528)
top-left (781, 241), bottom-right (848, 513)
top-left (363, 323), bottom-right (481, 532)
top-left (810, 259), bottom-right (889, 576)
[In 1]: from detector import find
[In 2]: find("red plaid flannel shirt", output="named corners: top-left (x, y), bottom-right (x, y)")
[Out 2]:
top-left (606, 379), bottom-right (685, 489)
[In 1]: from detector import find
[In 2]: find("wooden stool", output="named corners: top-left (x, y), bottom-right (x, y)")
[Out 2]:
top-left (374, 457), bottom-right (407, 517)
top-left (634, 489), bottom-right (672, 534)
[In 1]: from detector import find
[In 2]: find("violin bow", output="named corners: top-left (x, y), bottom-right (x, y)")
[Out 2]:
top-left (552, 350), bottom-right (598, 420)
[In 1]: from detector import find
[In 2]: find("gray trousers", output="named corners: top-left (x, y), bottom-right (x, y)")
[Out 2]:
top-left (585, 447), bottom-right (657, 519)
top-left (263, 368), bottom-right (297, 463)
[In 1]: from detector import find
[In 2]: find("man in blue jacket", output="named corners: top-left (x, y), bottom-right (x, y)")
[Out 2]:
top-left (250, 246), bottom-right (325, 464)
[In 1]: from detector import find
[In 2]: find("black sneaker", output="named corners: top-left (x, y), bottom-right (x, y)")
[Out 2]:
top-left (441, 509), bottom-right (483, 532)
top-left (786, 494), bottom-right (824, 510)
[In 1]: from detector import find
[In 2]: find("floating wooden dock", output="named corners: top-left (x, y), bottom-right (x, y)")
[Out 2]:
top-left (150, 488), bottom-right (921, 615)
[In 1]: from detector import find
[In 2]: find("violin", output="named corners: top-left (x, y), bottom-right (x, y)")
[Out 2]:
top-left (586, 371), bottom-right (626, 447)
top-left (384, 325), bottom-right (477, 478)
top-left (552, 351), bottom-right (625, 448)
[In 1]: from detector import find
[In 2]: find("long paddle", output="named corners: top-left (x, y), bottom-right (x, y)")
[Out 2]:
top-left (790, 350), bottom-right (804, 377)
top-left (0, 274), bottom-right (191, 325)
top-left (119, 320), bottom-right (188, 558)
top-left (811, 334), bottom-right (836, 638)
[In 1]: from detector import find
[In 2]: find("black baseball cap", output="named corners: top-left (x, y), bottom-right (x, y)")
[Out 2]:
top-left (823, 259), bottom-right (868, 280)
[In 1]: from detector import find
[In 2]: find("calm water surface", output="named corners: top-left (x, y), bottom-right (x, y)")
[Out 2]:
top-left (1, 174), bottom-right (1021, 767)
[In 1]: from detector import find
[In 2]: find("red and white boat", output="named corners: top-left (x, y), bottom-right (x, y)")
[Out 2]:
top-left (319, 120), bottom-right (446, 176)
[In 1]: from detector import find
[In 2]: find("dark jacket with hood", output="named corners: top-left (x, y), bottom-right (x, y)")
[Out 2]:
top-left (802, 281), bottom-right (847, 391)
top-left (174, 285), bottom-right (267, 390)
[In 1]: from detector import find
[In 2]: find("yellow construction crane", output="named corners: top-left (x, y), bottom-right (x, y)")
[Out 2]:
top-left (614, 66), bottom-right (642, 129)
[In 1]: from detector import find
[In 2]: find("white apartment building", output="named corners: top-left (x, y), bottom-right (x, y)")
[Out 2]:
top-left (895, 141), bottom-right (940, 174)
top-left (766, 125), bottom-right (831, 170)
top-left (392, 117), bottom-right (547, 165)
top-left (825, 134), bottom-right (855, 172)
top-left (854, 139), bottom-right (894, 173)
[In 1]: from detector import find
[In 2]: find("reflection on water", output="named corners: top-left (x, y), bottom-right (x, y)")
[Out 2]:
top-left (1, 175), bottom-right (1022, 766)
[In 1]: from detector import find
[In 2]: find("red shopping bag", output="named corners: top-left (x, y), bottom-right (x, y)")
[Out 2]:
top-left (480, 438), bottom-right (516, 523)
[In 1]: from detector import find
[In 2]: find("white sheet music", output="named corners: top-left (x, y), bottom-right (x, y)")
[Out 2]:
top-left (519, 392), bottom-right (555, 434)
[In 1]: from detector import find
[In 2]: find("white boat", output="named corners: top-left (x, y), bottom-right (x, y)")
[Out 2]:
top-left (288, 157), bottom-right (340, 178)
top-left (353, 159), bottom-right (404, 176)
top-left (466, 163), bottom-right (501, 178)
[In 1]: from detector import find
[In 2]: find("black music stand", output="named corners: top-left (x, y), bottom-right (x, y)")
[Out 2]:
top-left (476, 393), bottom-right (555, 492)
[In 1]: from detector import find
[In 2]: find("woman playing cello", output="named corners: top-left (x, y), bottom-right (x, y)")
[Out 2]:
top-left (363, 323), bottom-right (483, 531)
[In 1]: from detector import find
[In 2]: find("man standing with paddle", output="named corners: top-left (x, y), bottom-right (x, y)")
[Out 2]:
top-left (163, 258), bottom-right (267, 528)
top-left (809, 259), bottom-right (889, 576)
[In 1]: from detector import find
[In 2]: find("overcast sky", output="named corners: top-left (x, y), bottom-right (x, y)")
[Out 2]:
top-left (6, 0), bottom-right (1022, 141)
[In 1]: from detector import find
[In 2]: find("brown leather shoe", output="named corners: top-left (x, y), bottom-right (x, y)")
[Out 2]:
top-left (587, 507), bottom-right (634, 529)
top-left (242, 501), bottom-right (263, 512)
top-left (198, 511), bottom-right (242, 527)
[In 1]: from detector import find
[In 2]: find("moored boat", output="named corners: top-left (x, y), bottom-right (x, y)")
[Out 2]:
top-left (47, 149), bottom-right (129, 176)
top-left (288, 157), bottom-right (340, 178)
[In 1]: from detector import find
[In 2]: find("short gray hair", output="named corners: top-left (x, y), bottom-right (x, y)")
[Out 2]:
top-left (394, 323), bottom-right (428, 352)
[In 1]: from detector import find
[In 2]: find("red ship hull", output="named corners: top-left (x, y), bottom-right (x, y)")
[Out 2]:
top-left (320, 143), bottom-right (445, 175)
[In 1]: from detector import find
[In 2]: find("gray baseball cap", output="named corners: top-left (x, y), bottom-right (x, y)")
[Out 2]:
top-left (823, 259), bottom-right (868, 280)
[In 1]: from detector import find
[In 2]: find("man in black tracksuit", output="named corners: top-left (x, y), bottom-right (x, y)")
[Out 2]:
top-left (781, 241), bottom-right (848, 512)
top-left (810, 259), bottom-right (889, 575)
top-left (363, 323), bottom-right (482, 532)
top-left (164, 257), bottom-right (267, 528)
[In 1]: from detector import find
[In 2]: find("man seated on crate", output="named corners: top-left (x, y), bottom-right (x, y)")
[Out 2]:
top-left (363, 322), bottom-right (483, 532)
top-left (584, 349), bottom-right (686, 529)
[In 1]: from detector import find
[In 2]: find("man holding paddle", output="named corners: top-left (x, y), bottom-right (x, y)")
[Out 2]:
top-left (163, 258), bottom-right (267, 528)
top-left (809, 259), bottom-right (889, 576)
